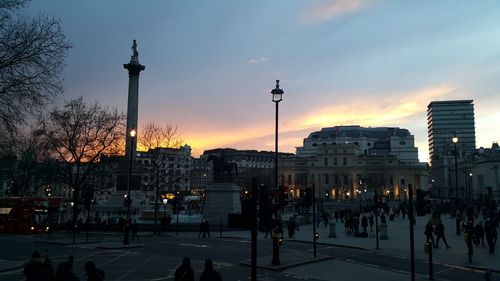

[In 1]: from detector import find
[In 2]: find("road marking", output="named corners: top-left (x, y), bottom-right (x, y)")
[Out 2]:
top-left (115, 256), bottom-right (154, 281)
top-left (179, 243), bottom-right (209, 248)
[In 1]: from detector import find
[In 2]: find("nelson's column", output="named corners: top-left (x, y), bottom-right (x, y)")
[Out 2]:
top-left (124, 40), bottom-right (145, 160)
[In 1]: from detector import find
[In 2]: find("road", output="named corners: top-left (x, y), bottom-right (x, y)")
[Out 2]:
top-left (0, 233), bottom-right (494, 280)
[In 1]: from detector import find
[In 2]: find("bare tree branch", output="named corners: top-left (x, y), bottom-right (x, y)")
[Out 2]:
top-left (0, 0), bottom-right (71, 151)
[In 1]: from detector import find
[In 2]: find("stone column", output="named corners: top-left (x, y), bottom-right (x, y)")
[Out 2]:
top-left (123, 40), bottom-right (145, 159)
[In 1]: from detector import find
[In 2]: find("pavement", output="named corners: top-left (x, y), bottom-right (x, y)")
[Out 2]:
top-left (223, 213), bottom-right (500, 273)
top-left (1, 213), bottom-right (498, 279)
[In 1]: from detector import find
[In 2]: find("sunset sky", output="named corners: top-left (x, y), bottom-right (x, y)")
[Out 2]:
top-left (25, 0), bottom-right (500, 161)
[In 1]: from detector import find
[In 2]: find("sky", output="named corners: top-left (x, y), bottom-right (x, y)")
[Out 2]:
top-left (25, 0), bottom-right (500, 161)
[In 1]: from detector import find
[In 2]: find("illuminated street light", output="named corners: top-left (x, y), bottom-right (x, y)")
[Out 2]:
top-left (124, 128), bottom-right (136, 245)
top-left (271, 80), bottom-right (284, 266)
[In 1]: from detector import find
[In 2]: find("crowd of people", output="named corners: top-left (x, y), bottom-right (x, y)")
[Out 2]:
top-left (23, 252), bottom-right (104, 281)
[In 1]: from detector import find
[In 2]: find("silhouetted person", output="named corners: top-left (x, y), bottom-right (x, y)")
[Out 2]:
top-left (473, 221), bottom-right (485, 247)
top-left (464, 221), bottom-right (474, 263)
top-left (199, 219), bottom-right (211, 238)
top-left (424, 221), bottom-right (435, 247)
top-left (485, 217), bottom-right (497, 254)
top-left (199, 259), bottom-right (222, 281)
top-left (174, 257), bottom-right (195, 281)
top-left (53, 261), bottom-right (80, 281)
top-left (361, 215), bottom-right (368, 233)
top-left (84, 261), bottom-right (105, 281)
top-left (132, 220), bottom-right (139, 241)
top-left (23, 251), bottom-right (44, 281)
top-left (434, 220), bottom-right (450, 249)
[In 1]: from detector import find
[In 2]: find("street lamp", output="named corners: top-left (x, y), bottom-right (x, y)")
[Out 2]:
top-left (452, 135), bottom-right (459, 205)
top-left (271, 80), bottom-right (283, 266)
top-left (162, 198), bottom-right (168, 219)
top-left (123, 129), bottom-right (136, 245)
top-left (452, 134), bottom-right (460, 235)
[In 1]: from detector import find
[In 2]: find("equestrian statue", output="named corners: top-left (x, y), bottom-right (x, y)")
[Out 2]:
top-left (207, 155), bottom-right (238, 182)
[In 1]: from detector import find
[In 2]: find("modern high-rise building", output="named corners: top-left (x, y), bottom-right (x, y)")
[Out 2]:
top-left (427, 100), bottom-right (476, 163)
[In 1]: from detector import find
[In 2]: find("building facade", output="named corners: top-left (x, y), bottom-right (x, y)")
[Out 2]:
top-left (427, 100), bottom-right (476, 199)
top-left (427, 100), bottom-right (476, 162)
top-left (281, 126), bottom-right (428, 202)
top-left (297, 125), bottom-right (419, 163)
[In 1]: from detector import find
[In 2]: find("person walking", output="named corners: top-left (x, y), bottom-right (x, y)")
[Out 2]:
top-left (485, 217), bottom-right (497, 254)
top-left (464, 221), bottom-right (474, 263)
top-left (287, 216), bottom-right (296, 238)
top-left (199, 219), bottom-right (211, 238)
top-left (368, 213), bottom-right (374, 232)
top-left (424, 221), bottom-right (435, 248)
top-left (473, 221), bottom-right (485, 247)
top-left (199, 259), bottom-right (222, 281)
top-left (84, 261), bottom-right (105, 281)
top-left (434, 220), bottom-right (450, 249)
top-left (361, 215), bottom-right (368, 234)
top-left (174, 257), bottom-right (195, 281)
top-left (132, 220), bottom-right (139, 241)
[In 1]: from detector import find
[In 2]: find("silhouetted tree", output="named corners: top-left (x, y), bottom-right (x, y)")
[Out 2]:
top-left (0, 0), bottom-right (71, 144)
top-left (139, 122), bottom-right (185, 233)
top-left (38, 98), bottom-right (125, 223)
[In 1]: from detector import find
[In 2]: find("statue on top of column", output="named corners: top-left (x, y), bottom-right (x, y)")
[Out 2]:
top-left (132, 40), bottom-right (138, 57)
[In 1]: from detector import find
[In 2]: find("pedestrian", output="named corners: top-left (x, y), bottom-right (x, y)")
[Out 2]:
top-left (424, 220), bottom-right (435, 247)
top-left (368, 213), bottom-right (374, 232)
top-left (23, 251), bottom-right (44, 281)
top-left (199, 219), bottom-right (211, 238)
top-left (132, 220), bottom-right (139, 241)
top-left (464, 221), bottom-right (474, 263)
top-left (361, 215), bottom-right (368, 234)
top-left (199, 259), bottom-right (222, 281)
top-left (287, 216), bottom-right (296, 238)
top-left (380, 212), bottom-right (386, 224)
top-left (484, 217), bottom-right (497, 254)
top-left (53, 261), bottom-right (80, 281)
top-left (322, 211), bottom-right (329, 227)
top-left (434, 220), bottom-right (450, 249)
top-left (174, 257), bottom-right (195, 281)
top-left (84, 261), bottom-right (105, 281)
top-left (473, 221), bottom-right (485, 247)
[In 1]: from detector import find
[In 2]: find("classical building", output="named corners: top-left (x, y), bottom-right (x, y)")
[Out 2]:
top-left (297, 125), bottom-right (419, 163)
top-left (450, 143), bottom-right (500, 202)
top-left (280, 126), bottom-right (428, 201)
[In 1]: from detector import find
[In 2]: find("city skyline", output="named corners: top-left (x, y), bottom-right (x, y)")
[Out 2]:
top-left (25, 0), bottom-right (500, 161)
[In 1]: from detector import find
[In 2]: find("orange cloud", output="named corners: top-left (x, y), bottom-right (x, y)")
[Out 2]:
top-left (295, 85), bottom-right (455, 129)
top-left (183, 84), bottom-right (455, 157)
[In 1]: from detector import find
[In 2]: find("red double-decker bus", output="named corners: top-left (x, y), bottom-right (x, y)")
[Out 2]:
top-left (0, 197), bottom-right (63, 233)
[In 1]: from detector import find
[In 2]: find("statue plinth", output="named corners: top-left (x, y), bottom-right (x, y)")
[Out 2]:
top-left (203, 182), bottom-right (241, 224)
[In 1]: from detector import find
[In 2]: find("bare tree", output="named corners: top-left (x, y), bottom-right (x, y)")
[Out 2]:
top-left (139, 122), bottom-right (183, 151)
top-left (0, 0), bottom-right (71, 144)
top-left (138, 122), bottom-right (185, 234)
top-left (38, 97), bottom-right (125, 226)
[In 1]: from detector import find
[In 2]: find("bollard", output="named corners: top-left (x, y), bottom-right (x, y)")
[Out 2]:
top-left (379, 223), bottom-right (388, 240)
top-left (220, 217), bottom-right (223, 238)
top-left (329, 222), bottom-right (337, 238)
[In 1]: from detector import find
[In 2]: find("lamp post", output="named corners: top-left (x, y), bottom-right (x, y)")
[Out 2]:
top-left (70, 201), bottom-right (75, 243)
top-left (452, 135), bottom-right (459, 206)
top-left (163, 198), bottom-right (168, 219)
top-left (468, 173), bottom-right (473, 203)
top-left (123, 129), bottom-right (136, 245)
top-left (271, 80), bottom-right (283, 266)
